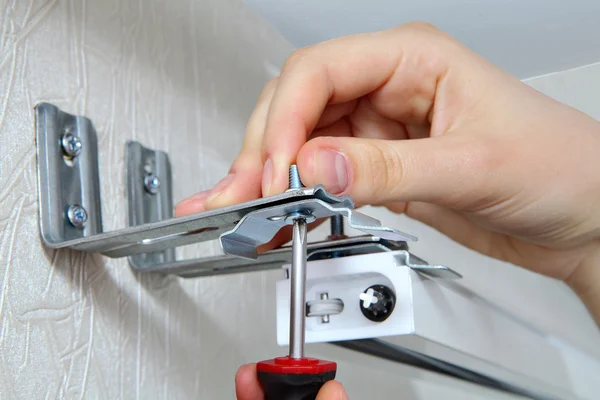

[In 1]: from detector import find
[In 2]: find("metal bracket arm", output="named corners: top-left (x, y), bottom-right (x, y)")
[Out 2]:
top-left (130, 235), bottom-right (460, 279)
top-left (35, 103), bottom-right (417, 271)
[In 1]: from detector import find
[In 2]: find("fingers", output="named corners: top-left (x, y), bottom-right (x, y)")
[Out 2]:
top-left (259, 22), bottom-right (455, 197)
top-left (202, 78), bottom-right (279, 210)
top-left (316, 381), bottom-right (348, 400)
top-left (296, 134), bottom-right (494, 207)
top-left (235, 364), bottom-right (263, 400)
top-left (174, 189), bottom-right (211, 216)
top-left (402, 201), bottom-right (499, 255)
top-left (395, 201), bottom-right (585, 281)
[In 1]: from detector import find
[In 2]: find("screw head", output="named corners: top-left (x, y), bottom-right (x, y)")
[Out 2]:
top-left (359, 284), bottom-right (396, 322)
top-left (67, 204), bottom-right (88, 228)
top-left (61, 133), bottom-right (82, 158)
top-left (284, 211), bottom-right (316, 225)
top-left (144, 174), bottom-right (161, 194)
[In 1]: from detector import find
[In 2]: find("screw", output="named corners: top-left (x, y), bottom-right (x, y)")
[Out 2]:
top-left (284, 211), bottom-right (316, 225)
top-left (359, 284), bottom-right (396, 322)
top-left (144, 174), bottom-right (161, 194)
top-left (67, 204), bottom-right (88, 228)
top-left (330, 215), bottom-right (345, 236)
top-left (320, 293), bottom-right (330, 323)
top-left (328, 212), bottom-right (346, 259)
top-left (288, 164), bottom-right (304, 189)
top-left (284, 167), bottom-right (315, 224)
top-left (61, 133), bottom-right (82, 158)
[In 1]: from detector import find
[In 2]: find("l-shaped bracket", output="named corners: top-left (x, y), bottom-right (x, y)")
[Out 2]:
top-left (33, 102), bottom-right (455, 279)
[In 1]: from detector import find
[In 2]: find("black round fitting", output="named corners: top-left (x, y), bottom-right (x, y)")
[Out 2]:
top-left (359, 284), bottom-right (396, 322)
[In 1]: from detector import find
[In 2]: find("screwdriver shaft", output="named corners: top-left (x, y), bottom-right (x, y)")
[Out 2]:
top-left (289, 218), bottom-right (308, 359)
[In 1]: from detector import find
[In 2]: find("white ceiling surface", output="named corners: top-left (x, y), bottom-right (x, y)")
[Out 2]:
top-left (245, 0), bottom-right (600, 79)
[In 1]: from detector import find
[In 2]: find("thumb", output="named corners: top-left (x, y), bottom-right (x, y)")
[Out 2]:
top-left (316, 381), bottom-right (348, 400)
top-left (297, 135), bottom-right (489, 207)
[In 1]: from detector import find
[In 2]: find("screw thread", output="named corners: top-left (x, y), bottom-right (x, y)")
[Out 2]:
top-left (288, 164), bottom-right (304, 189)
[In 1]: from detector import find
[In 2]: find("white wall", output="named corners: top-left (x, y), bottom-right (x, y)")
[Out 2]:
top-left (0, 0), bottom-right (599, 398)
top-left (244, 0), bottom-right (600, 79)
top-left (0, 0), bottom-right (291, 398)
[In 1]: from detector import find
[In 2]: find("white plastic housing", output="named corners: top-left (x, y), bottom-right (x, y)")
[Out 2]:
top-left (276, 251), bottom-right (413, 345)
top-left (275, 250), bottom-right (600, 400)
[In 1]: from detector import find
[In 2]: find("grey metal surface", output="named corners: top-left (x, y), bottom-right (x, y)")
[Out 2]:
top-left (334, 339), bottom-right (546, 400)
top-left (220, 198), bottom-right (417, 260)
top-left (35, 103), bottom-right (420, 282)
top-left (35, 102), bottom-right (103, 244)
top-left (289, 218), bottom-right (308, 359)
top-left (127, 233), bottom-right (463, 281)
top-left (126, 141), bottom-right (176, 267)
top-left (130, 236), bottom-right (407, 276)
top-left (394, 251), bottom-right (463, 279)
top-left (40, 180), bottom-right (349, 255)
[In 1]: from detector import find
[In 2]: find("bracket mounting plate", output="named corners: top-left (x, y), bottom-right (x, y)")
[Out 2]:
top-left (126, 141), bottom-right (176, 268)
top-left (35, 102), bottom-right (103, 244)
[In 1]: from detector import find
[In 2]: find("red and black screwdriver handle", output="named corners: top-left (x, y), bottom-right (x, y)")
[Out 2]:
top-left (257, 356), bottom-right (337, 400)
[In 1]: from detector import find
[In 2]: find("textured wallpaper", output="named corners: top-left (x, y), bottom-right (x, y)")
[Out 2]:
top-left (0, 0), bottom-right (292, 398)
top-left (1, 0), bottom-right (599, 398)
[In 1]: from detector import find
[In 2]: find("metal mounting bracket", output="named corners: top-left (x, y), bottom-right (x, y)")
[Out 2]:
top-left (36, 103), bottom-right (103, 243)
top-left (126, 141), bottom-right (176, 268)
top-left (34, 103), bottom-right (440, 277)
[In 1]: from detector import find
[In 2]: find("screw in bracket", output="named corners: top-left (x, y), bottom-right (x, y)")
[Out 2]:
top-left (66, 204), bottom-right (88, 229)
top-left (144, 174), bottom-right (161, 194)
top-left (359, 284), bottom-right (396, 322)
top-left (61, 132), bottom-right (82, 158)
top-left (284, 165), bottom-right (315, 225)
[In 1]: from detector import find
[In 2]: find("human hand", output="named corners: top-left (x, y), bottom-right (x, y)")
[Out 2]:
top-left (235, 363), bottom-right (348, 400)
top-left (176, 22), bottom-right (600, 323)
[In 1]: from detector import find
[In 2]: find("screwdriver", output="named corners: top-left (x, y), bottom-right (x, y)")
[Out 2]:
top-left (256, 166), bottom-right (337, 400)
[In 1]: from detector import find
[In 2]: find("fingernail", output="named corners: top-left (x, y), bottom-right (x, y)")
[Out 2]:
top-left (262, 158), bottom-right (273, 195)
top-left (314, 149), bottom-right (349, 193)
top-left (205, 173), bottom-right (236, 203)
